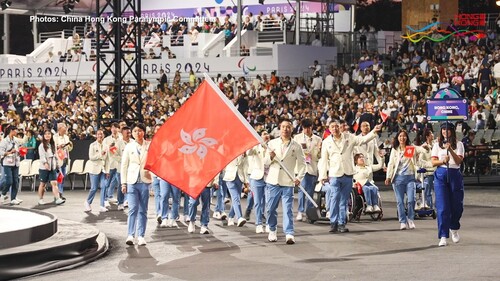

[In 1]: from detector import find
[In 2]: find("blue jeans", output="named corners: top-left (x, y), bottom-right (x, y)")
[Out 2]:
top-left (225, 175), bottom-right (243, 219)
top-left (1, 166), bottom-right (19, 200)
top-left (87, 172), bottom-right (107, 207)
top-left (362, 182), bottom-right (379, 206)
top-left (189, 188), bottom-right (211, 227)
top-left (105, 168), bottom-right (120, 200)
top-left (0, 165), bottom-right (5, 191)
top-left (159, 179), bottom-right (181, 220)
top-left (152, 177), bottom-right (161, 216)
top-left (424, 175), bottom-right (434, 209)
top-left (214, 174), bottom-right (227, 213)
top-left (182, 192), bottom-right (189, 216)
top-left (298, 173), bottom-right (317, 212)
top-left (266, 184), bottom-right (294, 235)
top-left (250, 178), bottom-right (266, 225)
top-left (392, 174), bottom-right (416, 223)
top-left (434, 167), bottom-right (464, 239)
top-left (127, 183), bottom-right (150, 237)
top-left (246, 188), bottom-right (254, 211)
top-left (57, 164), bottom-right (67, 195)
top-left (328, 175), bottom-right (353, 225)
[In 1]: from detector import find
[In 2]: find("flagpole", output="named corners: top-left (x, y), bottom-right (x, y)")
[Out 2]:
top-left (203, 73), bottom-right (319, 209)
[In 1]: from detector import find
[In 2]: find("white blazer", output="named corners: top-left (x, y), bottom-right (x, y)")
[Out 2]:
top-left (385, 145), bottom-right (426, 181)
top-left (354, 136), bottom-right (382, 167)
top-left (103, 134), bottom-right (124, 170)
top-left (264, 138), bottom-right (306, 187)
top-left (88, 141), bottom-right (110, 175)
top-left (223, 154), bottom-right (248, 183)
top-left (353, 161), bottom-right (383, 187)
top-left (293, 132), bottom-right (322, 176)
top-left (318, 132), bottom-right (377, 180)
top-left (247, 144), bottom-right (267, 180)
top-left (121, 140), bottom-right (152, 184)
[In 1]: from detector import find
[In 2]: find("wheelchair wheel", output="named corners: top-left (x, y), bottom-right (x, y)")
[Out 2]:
top-left (348, 189), bottom-right (363, 222)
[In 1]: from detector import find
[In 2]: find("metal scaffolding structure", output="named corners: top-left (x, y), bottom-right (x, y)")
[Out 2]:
top-left (96, 0), bottom-right (142, 129)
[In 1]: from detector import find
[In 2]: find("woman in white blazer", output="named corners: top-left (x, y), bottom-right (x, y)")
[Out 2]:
top-left (121, 123), bottom-right (152, 246)
top-left (353, 153), bottom-right (383, 213)
top-left (385, 130), bottom-right (425, 230)
top-left (84, 129), bottom-right (110, 213)
top-left (247, 130), bottom-right (270, 233)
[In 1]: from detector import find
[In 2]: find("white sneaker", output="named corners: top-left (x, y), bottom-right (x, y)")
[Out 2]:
top-left (212, 211), bottom-right (222, 219)
top-left (188, 222), bottom-right (195, 233)
top-left (200, 226), bottom-right (209, 234)
top-left (117, 204), bottom-right (124, 210)
top-left (137, 236), bottom-right (147, 246)
top-left (99, 206), bottom-right (109, 213)
top-left (256, 225), bottom-right (264, 234)
top-left (224, 198), bottom-right (230, 204)
top-left (285, 234), bottom-right (295, 245)
top-left (373, 205), bottom-right (381, 213)
top-left (108, 198), bottom-right (118, 204)
top-left (104, 200), bottom-right (111, 208)
top-left (170, 219), bottom-right (178, 228)
top-left (160, 219), bottom-right (168, 228)
top-left (365, 205), bottom-right (374, 213)
top-left (265, 225), bottom-right (270, 233)
top-left (10, 199), bottom-right (21, 205)
top-left (54, 198), bottom-right (65, 205)
top-left (125, 235), bottom-right (134, 245)
top-left (15, 198), bottom-right (23, 203)
top-left (326, 211), bottom-right (330, 218)
top-left (227, 218), bottom-right (235, 226)
top-left (296, 212), bottom-right (303, 221)
top-left (400, 223), bottom-right (408, 230)
top-left (268, 230), bottom-right (278, 242)
top-left (38, 199), bottom-right (45, 205)
top-left (2, 195), bottom-right (8, 202)
top-left (237, 217), bottom-right (247, 227)
top-left (451, 230), bottom-right (460, 243)
top-left (438, 237), bottom-right (447, 247)
top-left (408, 220), bottom-right (416, 229)
top-left (84, 201), bottom-right (92, 212)
top-left (241, 192), bottom-right (247, 199)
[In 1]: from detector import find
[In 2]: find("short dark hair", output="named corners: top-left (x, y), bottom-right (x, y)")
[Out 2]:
top-left (301, 118), bottom-right (313, 128)
top-left (132, 123), bottom-right (146, 132)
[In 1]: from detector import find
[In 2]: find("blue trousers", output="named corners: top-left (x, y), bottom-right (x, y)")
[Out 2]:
top-left (57, 164), bottom-right (67, 195)
top-left (189, 188), bottom-right (211, 227)
top-left (266, 184), bottom-right (294, 235)
top-left (250, 178), bottom-right (266, 225)
top-left (214, 173), bottom-right (227, 213)
top-left (127, 183), bottom-right (150, 237)
top-left (328, 175), bottom-right (353, 225)
top-left (159, 179), bottom-right (181, 220)
top-left (424, 175), bottom-right (434, 209)
top-left (152, 177), bottom-right (161, 216)
top-left (226, 175), bottom-right (243, 219)
top-left (87, 172), bottom-right (107, 207)
top-left (298, 173), bottom-right (317, 212)
top-left (1, 166), bottom-right (19, 200)
top-left (392, 174), bottom-right (416, 224)
top-left (434, 167), bottom-right (464, 239)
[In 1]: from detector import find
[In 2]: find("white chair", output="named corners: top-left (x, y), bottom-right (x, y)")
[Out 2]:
top-left (18, 159), bottom-right (32, 192)
top-left (78, 161), bottom-right (93, 190)
top-left (67, 159), bottom-right (84, 190)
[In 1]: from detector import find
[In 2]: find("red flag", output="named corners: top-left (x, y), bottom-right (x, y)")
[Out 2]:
top-left (109, 146), bottom-right (117, 154)
top-left (380, 110), bottom-right (389, 122)
top-left (57, 148), bottom-right (67, 160)
top-left (322, 129), bottom-right (331, 139)
top-left (57, 172), bottom-right (64, 184)
top-left (145, 77), bottom-right (261, 198)
top-left (403, 146), bottom-right (415, 158)
top-left (19, 147), bottom-right (28, 157)
top-left (352, 120), bottom-right (359, 132)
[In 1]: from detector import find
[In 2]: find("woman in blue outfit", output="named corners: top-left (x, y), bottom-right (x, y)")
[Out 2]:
top-left (431, 122), bottom-right (464, 247)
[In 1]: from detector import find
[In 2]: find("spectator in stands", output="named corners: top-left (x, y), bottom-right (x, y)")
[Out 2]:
top-left (311, 34), bottom-right (322, 47)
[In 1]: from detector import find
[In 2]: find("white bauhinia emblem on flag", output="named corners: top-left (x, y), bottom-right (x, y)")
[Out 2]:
top-left (178, 128), bottom-right (218, 159)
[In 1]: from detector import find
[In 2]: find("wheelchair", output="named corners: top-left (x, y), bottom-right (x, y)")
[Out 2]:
top-left (348, 182), bottom-right (383, 222)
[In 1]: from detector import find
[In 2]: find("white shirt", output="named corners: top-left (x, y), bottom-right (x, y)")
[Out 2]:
top-left (431, 142), bottom-right (464, 169)
top-left (325, 74), bottom-right (335, 91)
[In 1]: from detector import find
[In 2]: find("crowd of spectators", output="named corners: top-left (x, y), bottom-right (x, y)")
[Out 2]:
top-left (2, 19), bottom-right (500, 175)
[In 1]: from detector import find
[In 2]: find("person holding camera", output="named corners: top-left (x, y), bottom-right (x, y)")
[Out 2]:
top-left (0, 125), bottom-right (22, 205)
top-left (37, 130), bottom-right (65, 205)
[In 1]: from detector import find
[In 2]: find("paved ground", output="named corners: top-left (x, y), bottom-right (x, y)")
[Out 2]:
top-left (8, 184), bottom-right (500, 281)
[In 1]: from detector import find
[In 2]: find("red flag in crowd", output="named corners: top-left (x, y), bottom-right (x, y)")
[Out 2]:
top-left (145, 76), bottom-right (262, 198)
top-left (352, 120), bottom-right (359, 132)
top-left (322, 129), bottom-right (331, 139)
top-left (403, 146), bottom-right (415, 158)
top-left (380, 111), bottom-right (389, 123)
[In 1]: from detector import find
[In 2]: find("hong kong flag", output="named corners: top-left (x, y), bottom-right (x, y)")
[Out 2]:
top-left (380, 110), bottom-right (389, 122)
top-left (145, 75), bottom-right (261, 198)
top-left (403, 146), bottom-right (416, 158)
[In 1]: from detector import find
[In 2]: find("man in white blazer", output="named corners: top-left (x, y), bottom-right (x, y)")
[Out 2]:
top-left (84, 129), bottom-right (110, 213)
top-left (223, 153), bottom-right (249, 227)
top-left (319, 120), bottom-right (381, 233)
top-left (293, 118), bottom-right (322, 221)
top-left (54, 122), bottom-right (73, 200)
top-left (247, 130), bottom-right (271, 233)
top-left (103, 122), bottom-right (125, 208)
top-left (355, 121), bottom-right (383, 167)
top-left (121, 123), bottom-right (152, 246)
top-left (264, 119), bottom-right (306, 244)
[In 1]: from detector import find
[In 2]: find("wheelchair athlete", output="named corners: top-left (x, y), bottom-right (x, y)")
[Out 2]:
top-left (353, 153), bottom-right (383, 214)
